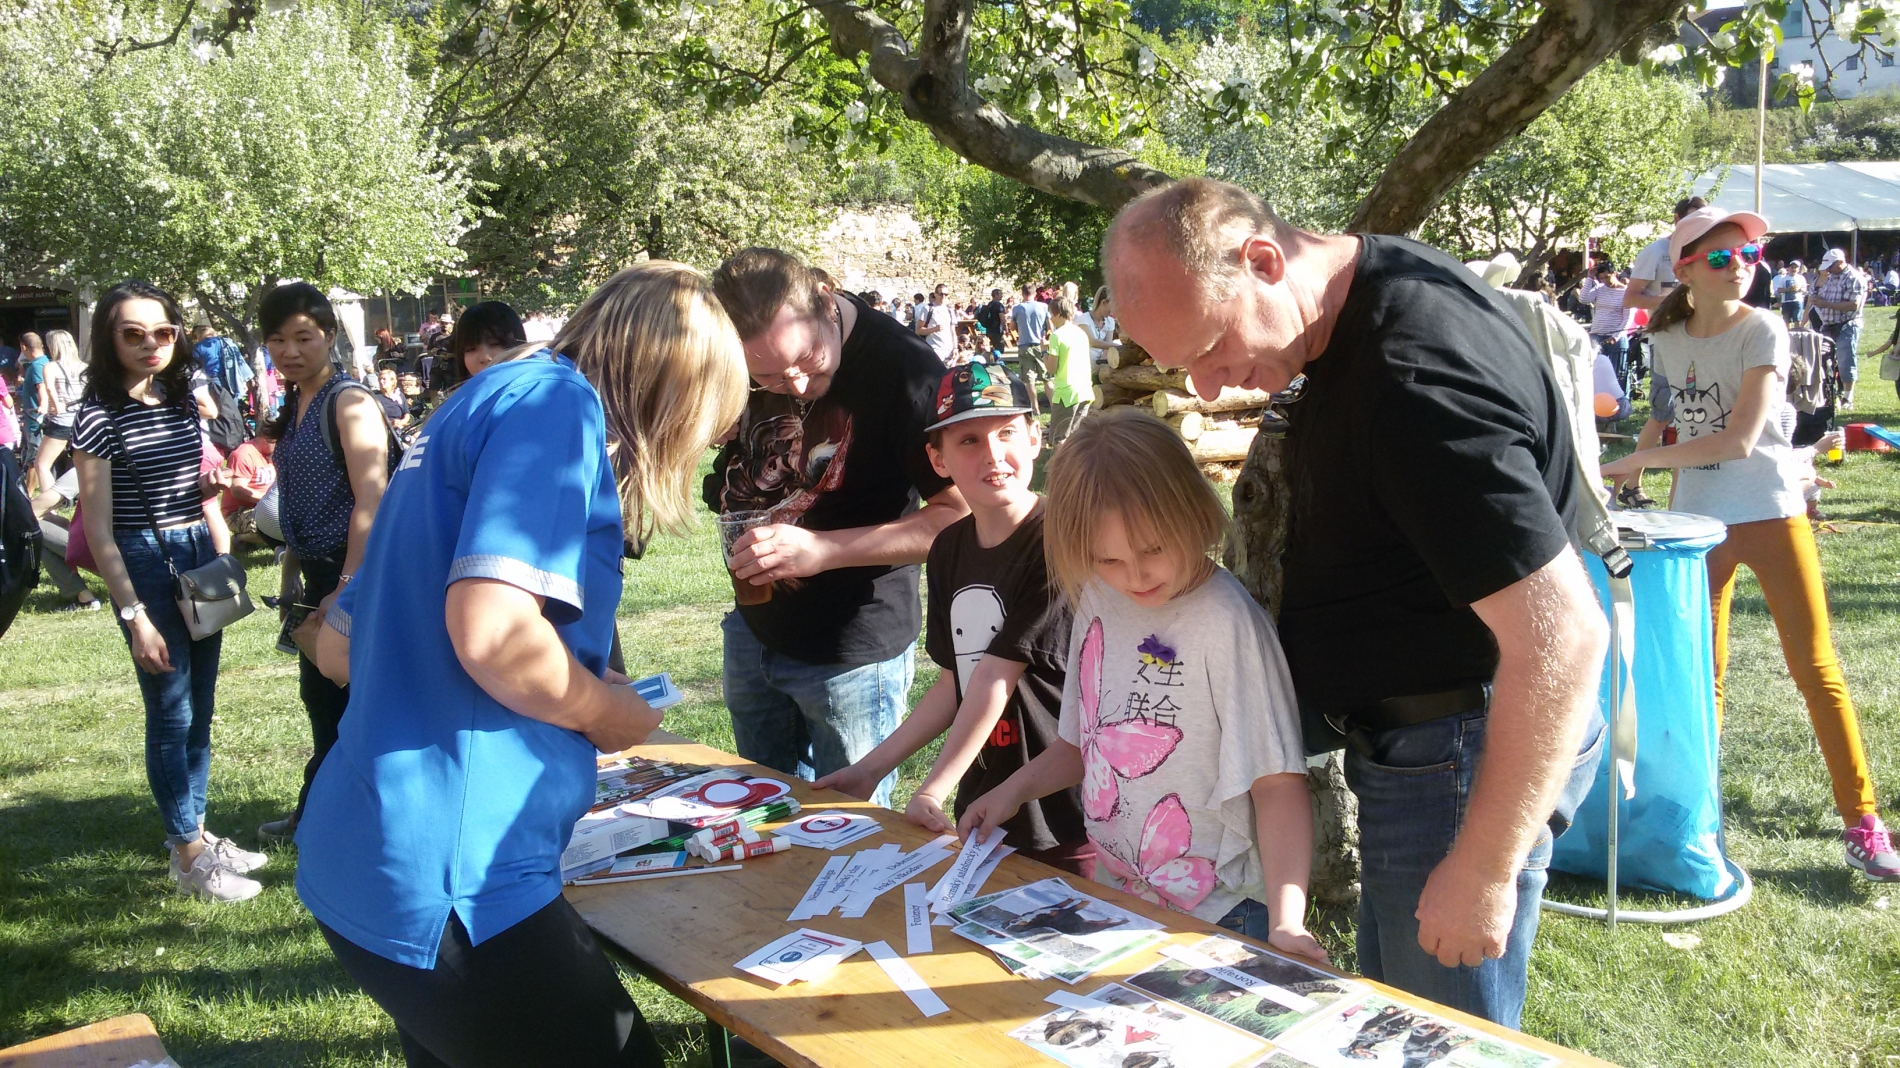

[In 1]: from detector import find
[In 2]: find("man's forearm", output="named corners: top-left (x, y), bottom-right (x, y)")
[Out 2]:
top-left (810, 498), bottom-right (969, 570)
top-left (1456, 555), bottom-right (1606, 877)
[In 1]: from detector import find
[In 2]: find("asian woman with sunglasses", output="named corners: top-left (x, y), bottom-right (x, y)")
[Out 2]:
top-left (71, 280), bottom-right (269, 902)
top-left (1602, 208), bottom-right (1897, 884)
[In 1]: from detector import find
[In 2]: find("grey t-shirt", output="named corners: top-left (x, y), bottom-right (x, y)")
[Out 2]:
top-left (1056, 567), bottom-right (1305, 924)
top-left (1010, 300), bottom-right (1050, 347)
top-left (1649, 306), bottom-right (1804, 526)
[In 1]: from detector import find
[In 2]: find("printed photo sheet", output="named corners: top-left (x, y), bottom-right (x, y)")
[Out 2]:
top-left (952, 877), bottom-right (1166, 969)
top-left (1124, 935), bottom-right (1364, 1042)
top-left (1270, 994), bottom-right (1557, 1068)
top-left (1006, 983), bottom-right (1264, 1068)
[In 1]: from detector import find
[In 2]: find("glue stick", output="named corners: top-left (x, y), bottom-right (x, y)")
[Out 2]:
top-left (691, 824), bottom-right (759, 855)
top-left (712, 836), bottom-right (791, 861)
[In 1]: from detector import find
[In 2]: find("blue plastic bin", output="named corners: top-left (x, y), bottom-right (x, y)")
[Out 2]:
top-left (1550, 510), bottom-right (1737, 900)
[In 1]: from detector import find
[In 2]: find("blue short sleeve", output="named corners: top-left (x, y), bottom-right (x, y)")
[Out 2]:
top-left (446, 376), bottom-right (605, 626)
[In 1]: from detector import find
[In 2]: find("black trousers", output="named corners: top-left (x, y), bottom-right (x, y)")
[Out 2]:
top-left (318, 896), bottom-right (666, 1068)
top-left (293, 555), bottom-right (350, 820)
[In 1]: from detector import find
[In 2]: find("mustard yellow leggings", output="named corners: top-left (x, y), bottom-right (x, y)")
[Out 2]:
top-left (1709, 515), bottom-right (1878, 823)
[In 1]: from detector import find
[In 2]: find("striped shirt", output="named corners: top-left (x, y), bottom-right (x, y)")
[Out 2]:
top-left (1579, 279), bottom-right (1634, 339)
top-left (71, 396), bottom-right (206, 531)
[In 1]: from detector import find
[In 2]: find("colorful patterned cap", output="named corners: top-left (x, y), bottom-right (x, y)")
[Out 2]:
top-left (925, 362), bottom-right (1034, 432)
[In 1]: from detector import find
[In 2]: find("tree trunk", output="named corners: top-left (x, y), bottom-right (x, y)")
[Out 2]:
top-left (1225, 426), bottom-right (1360, 905)
top-left (1346, 0), bottom-right (1692, 234)
top-left (1100, 363), bottom-right (1186, 393)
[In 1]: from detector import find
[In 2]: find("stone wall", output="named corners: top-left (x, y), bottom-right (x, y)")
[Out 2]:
top-left (810, 207), bottom-right (1012, 304)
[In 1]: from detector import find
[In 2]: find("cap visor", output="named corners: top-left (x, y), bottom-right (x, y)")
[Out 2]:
top-left (924, 406), bottom-right (1035, 433)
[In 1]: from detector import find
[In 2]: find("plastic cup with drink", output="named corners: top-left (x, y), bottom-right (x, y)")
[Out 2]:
top-left (718, 509), bottom-right (775, 605)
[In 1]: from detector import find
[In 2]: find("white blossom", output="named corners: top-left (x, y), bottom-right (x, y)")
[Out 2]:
top-left (1025, 88), bottom-right (1043, 113)
top-left (1790, 61), bottom-right (1815, 85)
top-left (1052, 63), bottom-right (1078, 91)
top-left (1710, 30), bottom-right (1737, 50)
top-left (975, 73), bottom-right (1010, 96)
top-left (1646, 43), bottom-right (1686, 63)
top-left (1136, 45), bottom-right (1157, 76)
top-left (843, 99), bottom-right (867, 125)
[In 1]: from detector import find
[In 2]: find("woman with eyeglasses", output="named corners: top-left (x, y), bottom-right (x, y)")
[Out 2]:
top-left (1603, 208), bottom-right (1897, 884)
top-left (71, 280), bottom-right (268, 902)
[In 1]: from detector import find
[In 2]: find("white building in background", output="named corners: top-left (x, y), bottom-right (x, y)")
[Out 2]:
top-left (1774, 3), bottom-right (1900, 98)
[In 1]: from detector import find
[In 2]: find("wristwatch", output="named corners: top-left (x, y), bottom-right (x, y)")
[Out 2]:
top-left (117, 601), bottom-right (147, 622)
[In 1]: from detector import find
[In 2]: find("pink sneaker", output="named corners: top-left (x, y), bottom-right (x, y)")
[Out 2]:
top-left (1845, 814), bottom-right (1900, 882)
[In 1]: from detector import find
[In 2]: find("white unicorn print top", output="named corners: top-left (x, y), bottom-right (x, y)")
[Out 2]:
top-left (1649, 305), bottom-right (1804, 526)
top-left (1056, 566), bottom-right (1305, 924)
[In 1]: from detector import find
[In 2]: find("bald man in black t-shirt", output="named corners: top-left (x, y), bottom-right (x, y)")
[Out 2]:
top-left (1103, 178), bottom-right (1608, 1030)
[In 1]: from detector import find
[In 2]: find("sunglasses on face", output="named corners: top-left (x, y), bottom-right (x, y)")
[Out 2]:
top-left (1678, 243), bottom-right (1763, 270)
top-left (117, 324), bottom-right (179, 346)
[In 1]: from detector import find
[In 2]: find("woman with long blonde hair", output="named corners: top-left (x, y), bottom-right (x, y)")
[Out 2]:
top-left (299, 262), bottom-right (748, 1066)
top-left (33, 329), bottom-right (85, 493)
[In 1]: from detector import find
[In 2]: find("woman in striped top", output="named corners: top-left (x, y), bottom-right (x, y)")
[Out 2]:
top-left (72, 281), bottom-right (268, 903)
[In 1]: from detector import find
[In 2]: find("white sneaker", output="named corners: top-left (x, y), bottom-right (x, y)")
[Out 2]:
top-left (171, 851), bottom-right (263, 902)
top-left (200, 830), bottom-right (269, 874)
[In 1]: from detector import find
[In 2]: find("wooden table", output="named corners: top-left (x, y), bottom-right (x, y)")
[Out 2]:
top-left (0, 1015), bottom-right (170, 1068)
top-left (569, 734), bottom-right (1618, 1068)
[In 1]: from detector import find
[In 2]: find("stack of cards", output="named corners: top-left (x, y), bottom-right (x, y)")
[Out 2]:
top-left (773, 810), bottom-right (884, 850)
top-left (736, 929), bottom-right (863, 987)
top-left (621, 770), bottom-right (794, 826)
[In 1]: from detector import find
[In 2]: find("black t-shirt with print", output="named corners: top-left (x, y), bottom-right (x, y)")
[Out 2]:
top-left (704, 293), bottom-right (953, 665)
top-left (923, 505), bottom-right (1084, 853)
top-left (1280, 235), bottom-right (1580, 713)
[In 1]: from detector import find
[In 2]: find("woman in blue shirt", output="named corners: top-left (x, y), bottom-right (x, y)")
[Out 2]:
top-left (298, 263), bottom-right (748, 1067)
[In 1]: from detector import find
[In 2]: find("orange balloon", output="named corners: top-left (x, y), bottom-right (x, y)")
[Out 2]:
top-left (1593, 392), bottom-right (1621, 418)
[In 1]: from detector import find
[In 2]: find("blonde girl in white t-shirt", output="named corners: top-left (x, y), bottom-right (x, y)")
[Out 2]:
top-left (1602, 207), bottom-right (1895, 883)
top-left (958, 407), bottom-right (1328, 958)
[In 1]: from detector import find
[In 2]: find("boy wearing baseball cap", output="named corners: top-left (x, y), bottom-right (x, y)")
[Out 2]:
top-left (815, 365), bottom-right (1093, 876)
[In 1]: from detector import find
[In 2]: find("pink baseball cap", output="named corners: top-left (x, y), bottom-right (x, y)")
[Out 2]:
top-left (1669, 206), bottom-right (1769, 266)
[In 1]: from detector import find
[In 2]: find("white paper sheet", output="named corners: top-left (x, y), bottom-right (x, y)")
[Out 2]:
top-left (929, 828), bottom-right (1006, 913)
top-left (904, 882), bottom-right (934, 954)
top-left (735, 928), bottom-right (862, 987)
top-left (788, 854), bottom-right (852, 921)
top-left (775, 810), bottom-right (884, 850)
top-left (866, 940), bottom-right (950, 1018)
top-left (840, 835), bottom-right (956, 918)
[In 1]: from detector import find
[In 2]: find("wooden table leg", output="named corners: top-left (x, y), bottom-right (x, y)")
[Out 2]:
top-left (708, 1023), bottom-right (733, 1068)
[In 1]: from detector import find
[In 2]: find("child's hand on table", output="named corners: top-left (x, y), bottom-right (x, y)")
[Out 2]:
top-left (1269, 924), bottom-right (1330, 964)
top-left (812, 762), bottom-right (882, 802)
top-left (904, 791), bottom-right (953, 833)
top-left (955, 789), bottom-right (1022, 841)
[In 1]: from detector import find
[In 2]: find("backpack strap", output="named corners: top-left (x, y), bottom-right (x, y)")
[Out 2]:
top-left (321, 378), bottom-right (401, 472)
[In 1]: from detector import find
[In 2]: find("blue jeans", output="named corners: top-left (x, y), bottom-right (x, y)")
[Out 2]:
top-left (1345, 706), bottom-right (1603, 1030)
top-left (1593, 335), bottom-right (1628, 389)
top-left (115, 524), bottom-right (224, 846)
top-left (1215, 897), bottom-right (1273, 941)
top-left (1831, 319), bottom-right (1862, 390)
top-left (721, 611), bottom-right (911, 809)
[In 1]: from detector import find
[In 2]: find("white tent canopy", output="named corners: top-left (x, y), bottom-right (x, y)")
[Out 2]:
top-left (1695, 162), bottom-right (1900, 234)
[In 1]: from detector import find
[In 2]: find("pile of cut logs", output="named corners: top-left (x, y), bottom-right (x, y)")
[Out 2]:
top-left (1090, 336), bottom-right (1268, 469)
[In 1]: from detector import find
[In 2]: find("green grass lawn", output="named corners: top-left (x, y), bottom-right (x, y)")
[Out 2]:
top-left (2, 309), bottom-right (1897, 1066)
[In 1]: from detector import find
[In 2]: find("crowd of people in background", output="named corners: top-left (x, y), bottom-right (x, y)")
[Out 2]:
top-left (0, 179), bottom-right (1895, 1068)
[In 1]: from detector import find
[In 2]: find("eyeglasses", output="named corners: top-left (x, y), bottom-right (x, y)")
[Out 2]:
top-left (1677, 243), bottom-right (1763, 270)
top-left (117, 324), bottom-right (179, 347)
